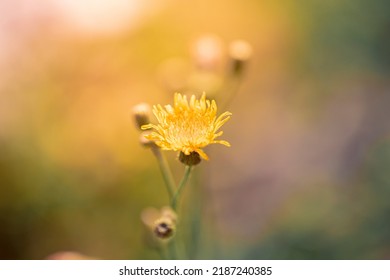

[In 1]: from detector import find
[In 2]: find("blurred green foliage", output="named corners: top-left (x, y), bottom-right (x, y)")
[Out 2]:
top-left (243, 140), bottom-right (390, 259)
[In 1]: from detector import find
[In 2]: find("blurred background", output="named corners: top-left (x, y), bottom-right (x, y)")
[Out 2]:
top-left (1, 0), bottom-right (390, 259)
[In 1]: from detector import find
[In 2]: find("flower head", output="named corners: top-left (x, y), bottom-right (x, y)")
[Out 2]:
top-left (141, 207), bottom-right (177, 240)
top-left (142, 93), bottom-right (231, 160)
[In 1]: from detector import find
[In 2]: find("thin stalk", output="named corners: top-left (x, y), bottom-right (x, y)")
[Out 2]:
top-left (151, 147), bottom-right (175, 199)
top-left (170, 165), bottom-right (193, 259)
top-left (167, 240), bottom-right (178, 260)
top-left (171, 165), bottom-right (193, 211)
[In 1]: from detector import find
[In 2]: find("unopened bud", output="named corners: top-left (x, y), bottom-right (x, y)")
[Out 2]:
top-left (192, 34), bottom-right (223, 71)
top-left (132, 103), bottom-right (151, 130)
top-left (141, 207), bottom-right (177, 240)
top-left (228, 40), bottom-right (252, 75)
top-left (154, 217), bottom-right (175, 239)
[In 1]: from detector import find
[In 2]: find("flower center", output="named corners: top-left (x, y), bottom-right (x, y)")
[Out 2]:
top-left (166, 110), bottom-right (212, 147)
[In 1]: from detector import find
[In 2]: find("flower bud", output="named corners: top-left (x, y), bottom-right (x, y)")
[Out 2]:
top-left (228, 40), bottom-right (252, 76)
top-left (154, 217), bottom-right (176, 239)
top-left (192, 34), bottom-right (223, 71)
top-left (141, 207), bottom-right (177, 240)
top-left (132, 103), bottom-right (151, 130)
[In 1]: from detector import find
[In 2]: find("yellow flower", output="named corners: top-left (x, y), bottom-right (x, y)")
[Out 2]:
top-left (142, 93), bottom-right (231, 160)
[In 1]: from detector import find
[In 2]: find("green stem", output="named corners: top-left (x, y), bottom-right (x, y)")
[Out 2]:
top-left (168, 239), bottom-right (179, 259)
top-left (151, 147), bottom-right (175, 198)
top-left (171, 165), bottom-right (193, 211)
top-left (170, 165), bottom-right (193, 259)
